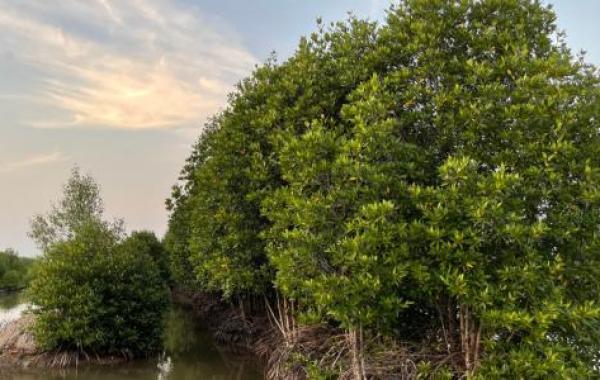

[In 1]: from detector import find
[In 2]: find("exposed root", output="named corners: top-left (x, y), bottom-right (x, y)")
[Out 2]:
top-left (172, 290), bottom-right (461, 379)
top-left (261, 324), bottom-right (458, 380)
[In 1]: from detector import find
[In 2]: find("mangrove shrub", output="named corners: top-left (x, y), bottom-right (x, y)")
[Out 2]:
top-left (29, 170), bottom-right (170, 356)
top-left (167, 0), bottom-right (600, 377)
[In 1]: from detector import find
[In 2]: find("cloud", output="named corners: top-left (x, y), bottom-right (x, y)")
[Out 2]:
top-left (0, 0), bottom-right (258, 130)
top-left (0, 152), bottom-right (67, 173)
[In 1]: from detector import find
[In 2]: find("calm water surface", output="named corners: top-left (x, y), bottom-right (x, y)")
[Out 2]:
top-left (0, 293), bottom-right (262, 380)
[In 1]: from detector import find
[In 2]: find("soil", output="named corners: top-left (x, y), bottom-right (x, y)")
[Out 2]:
top-left (0, 314), bottom-right (126, 369)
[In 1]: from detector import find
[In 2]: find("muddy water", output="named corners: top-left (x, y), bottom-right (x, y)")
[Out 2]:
top-left (0, 293), bottom-right (262, 380)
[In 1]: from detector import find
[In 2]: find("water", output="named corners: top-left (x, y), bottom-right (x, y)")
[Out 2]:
top-left (0, 293), bottom-right (262, 380)
top-left (0, 293), bottom-right (27, 330)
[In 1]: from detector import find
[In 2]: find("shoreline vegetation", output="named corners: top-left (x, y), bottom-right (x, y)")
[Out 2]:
top-left (162, 0), bottom-right (600, 378)
top-left (0, 290), bottom-right (259, 370)
top-left (0, 290), bottom-right (264, 371)
top-left (2, 1), bottom-right (600, 378)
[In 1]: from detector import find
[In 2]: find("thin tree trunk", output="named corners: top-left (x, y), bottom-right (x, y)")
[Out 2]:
top-left (272, 291), bottom-right (297, 347)
top-left (360, 325), bottom-right (366, 379)
top-left (473, 322), bottom-right (482, 373)
top-left (349, 327), bottom-right (365, 380)
top-left (459, 303), bottom-right (482, 377)
top-left (238, 296), bottom-right (246, 320)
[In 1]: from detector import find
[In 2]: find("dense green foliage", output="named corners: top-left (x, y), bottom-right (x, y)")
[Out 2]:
top-left (29, 170), bottom-right (170, 356)
top-left (165, 127), bottom-right (218, 290)
top-left (127, 231), bottom-right (171, 285)
top-left (167, 0), bottom-right (600, 377)
top-left (0, 249), bottom-right (34, 290)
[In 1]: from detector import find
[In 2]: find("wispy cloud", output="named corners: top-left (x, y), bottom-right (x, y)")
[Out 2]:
top-left (0, 152), bottom-right (67, 173)
top-left (0, 0), bottom-right (258, 129)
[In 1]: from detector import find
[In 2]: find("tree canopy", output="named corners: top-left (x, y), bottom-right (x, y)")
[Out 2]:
top-left (29, 169), bottom-right (170, 357)
top-left (29, 167), bottom-right (123, 251)
top-left (166, 0), bottom-right (600, 377)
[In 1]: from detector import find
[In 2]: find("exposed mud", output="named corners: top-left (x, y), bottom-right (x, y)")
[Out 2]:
top-left (0, 314), bottom-right (126, 369)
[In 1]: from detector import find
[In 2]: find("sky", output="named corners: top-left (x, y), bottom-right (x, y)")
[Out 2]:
top-left (0, 1), bottom-right (598, 256)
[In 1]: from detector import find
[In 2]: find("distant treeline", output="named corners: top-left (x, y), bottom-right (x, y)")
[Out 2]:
top-left (0, 249), bottom-right (34, 291)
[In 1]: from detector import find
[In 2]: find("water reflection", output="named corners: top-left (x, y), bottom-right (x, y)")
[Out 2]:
top-left (0, 291), bottom-right (22, 309)
top-left (157, 354), bottom-right (172, 380)
top-left (157, 306), bottom-right (261, 380)
top-left (0, 292), bottom-right (27, 330)
top-left (0, 294), bottom-right (262, 380)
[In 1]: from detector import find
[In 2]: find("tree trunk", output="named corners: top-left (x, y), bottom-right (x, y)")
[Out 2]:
top-left (349, 326), bottom-right (366, 380)
top-left (459, 304), bottom-right (482, 377)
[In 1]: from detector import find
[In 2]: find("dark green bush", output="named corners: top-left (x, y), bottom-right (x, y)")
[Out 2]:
top-left (28, 168), bottom-right (171, 356)
top-left (28, 223), bottom-right (170, 356)
top-left (29, 223), bottom-right (172, 358)
top-left (125, 231), bottom-right (171, 285)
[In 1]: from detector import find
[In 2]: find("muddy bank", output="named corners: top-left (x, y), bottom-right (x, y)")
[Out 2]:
top-left (0, 314), bottom-right (127, 369)
top-left (0, 314), bottom-right (37, 360)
